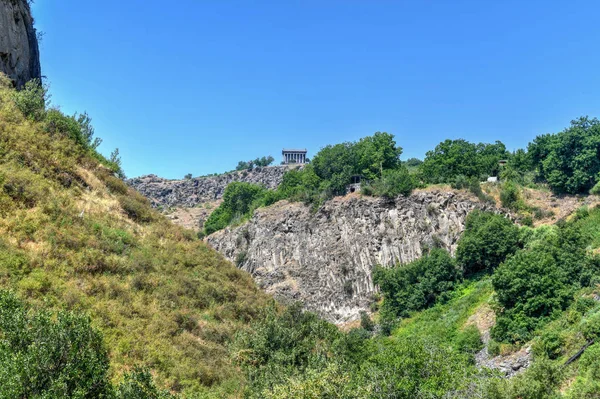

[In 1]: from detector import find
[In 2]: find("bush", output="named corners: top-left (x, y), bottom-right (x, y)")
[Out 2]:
top-left (369, 167), bottom-right (415, 198)
top-left (532, 330), bottom-right (564, 359)
top-left (591, 181), bottom-right (600, 196)
top-left (374, 248), bottom-right (460, 320)
top-left (454, 325), bottom-right (484, 355)
top-left (491, 244), bottom-right (574, 343)
top-left (116, 367), bottom-right (177, 399)
top-left (0, 291), bottom-right (113, 398)
top-left (456, 211), bottom-right (521, 276)
top-left (500, 181), bottom-right (521, 210)
top-left (11, 78), bottom-right (47, 121)
top-left (204, 182), bottom-right (267, 235)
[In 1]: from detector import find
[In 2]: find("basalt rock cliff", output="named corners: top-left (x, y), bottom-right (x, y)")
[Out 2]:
top-left (128, 165), bottom-right (296, 209)
top-left (207, 190), bottom-right (502, 323)
top-left (0, 0), bottom-right (41, 88)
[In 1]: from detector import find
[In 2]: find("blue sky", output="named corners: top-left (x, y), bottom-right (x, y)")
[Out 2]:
top-left (32, 1), bottom-right (600, 179)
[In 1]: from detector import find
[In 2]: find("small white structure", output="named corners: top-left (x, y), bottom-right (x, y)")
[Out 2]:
top-left (487, 176), bottom-right (498, 183)
top-left (282, 148), bottom-right (307, 164)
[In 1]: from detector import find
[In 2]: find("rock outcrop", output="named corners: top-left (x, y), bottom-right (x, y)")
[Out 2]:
top-left (207, 190), bottom-right (501, 323)
top-left (0, 0), bottom-right (41, 88)
top-left (128, 166), bottom-right (296, 208)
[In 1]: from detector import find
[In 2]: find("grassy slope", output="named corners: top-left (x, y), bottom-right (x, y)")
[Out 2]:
top-left (0, 77), bottom-right (269, 396)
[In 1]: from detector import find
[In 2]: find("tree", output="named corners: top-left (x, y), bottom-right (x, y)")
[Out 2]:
top-left (184, 173), bottom-right (192, 180)
top-left (204, 182), bottom-right (267, 235)
top-left (0, 291), bottom-right (113, 398)
top-left (456, 210), bottom-right (521, 276)
top-left (374, 248), bottom-right (460, 320)
top-left (404, 158), bottom-right (423, 168)
top-left (368, 167), bottom-right (415, 198)
top-left (354, 132), bottom-right (402, 180)
top-left (529, 117), bottom-right (600, 194)
top-left (420, 139), bottom-right (508, 183)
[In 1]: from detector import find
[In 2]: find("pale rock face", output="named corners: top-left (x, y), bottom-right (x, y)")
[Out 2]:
top-left (127, 166), bottom-right (296, 208)
top-left (0, 0), bottom-right (41, 88)
top-left (207, 191), bottom-right (500, 324)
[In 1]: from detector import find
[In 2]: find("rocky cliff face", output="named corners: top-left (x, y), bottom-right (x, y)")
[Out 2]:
top-left (0, 0), bottom-right (41, 88)
top-left (207, 191), bottom-right (501, 324)
top-left (128, 166), bottom-right (296, 208)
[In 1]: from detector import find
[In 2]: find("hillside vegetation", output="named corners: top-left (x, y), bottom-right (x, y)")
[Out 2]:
top-left (0, 75), bottom-right (270, 397)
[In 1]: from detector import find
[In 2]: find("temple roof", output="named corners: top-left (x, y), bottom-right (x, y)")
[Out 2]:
top-left (282, 148), bottom-right (307, 153)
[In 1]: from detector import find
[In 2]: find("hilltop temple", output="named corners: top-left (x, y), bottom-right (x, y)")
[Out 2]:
top-left (282, 148), bottom-right (307, 164)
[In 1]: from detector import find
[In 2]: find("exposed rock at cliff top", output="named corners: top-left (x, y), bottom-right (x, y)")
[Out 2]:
top-left (0, 0), bottom-right (41, 88)
top-left (128, 165), bottom-right (296, 209)
top-left (207, 190), bottom-right (502, 323)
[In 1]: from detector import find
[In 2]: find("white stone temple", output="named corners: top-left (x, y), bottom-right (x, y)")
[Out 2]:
top-left (282, 148), bottom-right (308, 164)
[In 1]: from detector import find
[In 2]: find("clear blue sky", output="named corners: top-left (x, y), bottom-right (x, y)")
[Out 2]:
top-left (31, 0), bottom-right (600, 179)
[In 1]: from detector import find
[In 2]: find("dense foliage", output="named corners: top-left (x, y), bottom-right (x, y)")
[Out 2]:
top-left (528, 117), bottom-right (600, 194)
top-left (0, 291), bottom-right (176, 399)
top-left (456, 210), bottom-right (521, 276)
top-left (492, 222), bottom-right (598, 343)
top-left (374, 248), bottom-right (461, 320)
top-left (204, 182), bottom-right (267, 234)
top-left (420, 139), bottom-right (508, 183)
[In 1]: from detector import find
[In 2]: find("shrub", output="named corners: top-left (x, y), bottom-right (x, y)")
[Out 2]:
top-left (450, 174), bottom-right (469, 190)
top-left (369, 167), bottom-right (415, 198)
top-left (359, 311), bottom-right (374, 332)
top-left (491, 244), bottom-right (574, 343)
top-left (374, 248), bottom-right (460, 320)
top-left (204, 182), bottom-right (267, 235)
top-left (0, 291), bottom-right (113, 398)
top-left (500, 181), bottom-right (521, 210)
top-left (454, 325), bottom-right (484, 355)
top-left (456, 211), bottom-right (521, 276)
top-left (11, 78), bottom-right (47, 121)
top-left (591, 181), bottom-right (600, 195)
top-left (532, 330), bottom-right (564, 359)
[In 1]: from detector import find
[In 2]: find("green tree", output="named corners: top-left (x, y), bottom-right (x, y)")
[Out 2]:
top-left (367, 167), bottom-right (415, 198)
top-left (456, 211), bottom-right (521, 276)
top-left (529, 117), bottom-right (600, 194)
top-left (204, 182), bottom-right (267, 235)
top-left (354, 132), bottom-right (402, 180)
top-left (0, 291), bottom-right (113, 398)
top-left (421, 139), bottom-right (508, 183)
top-left (374, 248), bottom-right (460, 320)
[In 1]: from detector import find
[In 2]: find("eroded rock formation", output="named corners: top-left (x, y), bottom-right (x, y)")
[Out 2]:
top-left (128, 166), bottom-right (296, 208)
top-left (0, 0), bottom-right (41, 88)
top-left (207, 191), bottom-right (501, 323)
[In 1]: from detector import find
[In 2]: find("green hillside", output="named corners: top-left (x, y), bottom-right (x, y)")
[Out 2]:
top-left (0, 75), bottom-right (270, 397)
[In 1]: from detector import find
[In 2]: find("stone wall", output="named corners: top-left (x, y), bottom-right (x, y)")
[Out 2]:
top-left (0, 0), bottom-right (41, 88)
top-left (207, 191), bottom-right (501, 324)
top-left (128, 165), bottom-right (297, 208)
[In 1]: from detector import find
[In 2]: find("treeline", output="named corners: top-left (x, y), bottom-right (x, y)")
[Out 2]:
top-left (235, 156), bottom-right (275, 171)
top-left (205, 116), bottom-right (600, 235)
top-left (204, 132), bottom-right (416, 235)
